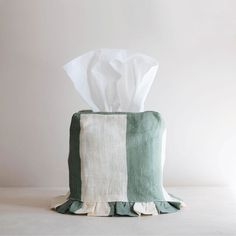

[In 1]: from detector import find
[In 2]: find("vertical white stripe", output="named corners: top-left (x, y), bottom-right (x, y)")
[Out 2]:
top-left (80, 114), bottom-right (128, 202)
top-left (74, 202), bottom-right (111, 216)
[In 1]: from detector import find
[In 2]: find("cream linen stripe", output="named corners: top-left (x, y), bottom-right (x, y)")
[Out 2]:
top-left (79, 114), bottom-right (128, 202)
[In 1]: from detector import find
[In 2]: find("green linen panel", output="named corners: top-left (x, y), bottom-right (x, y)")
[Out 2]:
top-left (68, 110), bottom-right (166, 202)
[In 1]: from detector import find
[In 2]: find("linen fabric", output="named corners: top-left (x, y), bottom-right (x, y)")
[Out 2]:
top-left (51, 110), bottom-right (185, 216)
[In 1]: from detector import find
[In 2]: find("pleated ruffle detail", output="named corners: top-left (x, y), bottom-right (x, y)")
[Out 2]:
top-left (51, 193), bottom-right (185, 217)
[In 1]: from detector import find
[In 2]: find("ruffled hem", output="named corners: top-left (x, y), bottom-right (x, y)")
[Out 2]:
top-left (51, 193), bottom-right (185, 217)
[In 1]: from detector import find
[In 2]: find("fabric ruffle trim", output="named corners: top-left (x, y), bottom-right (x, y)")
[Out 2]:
top-left (51, 193), bottom-right (186, 217)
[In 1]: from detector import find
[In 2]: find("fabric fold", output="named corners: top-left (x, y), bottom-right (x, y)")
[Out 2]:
top-left (133, 202), bottom-right (158, 216)
top-left (51, 193), bottom-right (185, 217)
top-left (51, 110), bottom-right (186, 217)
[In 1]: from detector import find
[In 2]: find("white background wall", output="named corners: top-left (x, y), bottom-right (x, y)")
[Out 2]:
top-left (1, 0), bottom-right (236, 187)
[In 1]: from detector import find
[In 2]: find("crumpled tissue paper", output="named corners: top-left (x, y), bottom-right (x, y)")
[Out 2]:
top-left (63, 48), bottom-right (159, 112)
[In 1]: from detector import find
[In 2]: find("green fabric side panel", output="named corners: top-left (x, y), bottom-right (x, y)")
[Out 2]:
top-left (126, 112), bottom-right (166, 202)
top-left (55, 200), bottom-right (83, 214)
top-left (108, 202), bottom-right (138, 216)
top-left (168, 202), bottom-right (182, 210)
top-left (115, 202), bottom-right (138, 216)
top-left (69, 201), bottom-right (83, 213)
top-left (68, 112), bottom-right (82, 200)
top-left (56, 199), bottom-right (74, 214)
top-left (154, 201), bottom-right (178, 214)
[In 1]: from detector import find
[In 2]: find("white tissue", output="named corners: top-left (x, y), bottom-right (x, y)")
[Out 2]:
top-left (63, 49), bottom-right (159, 112)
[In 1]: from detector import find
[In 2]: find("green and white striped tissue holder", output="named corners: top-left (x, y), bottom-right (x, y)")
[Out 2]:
top-left (51, 110), bottom-right (185, 216)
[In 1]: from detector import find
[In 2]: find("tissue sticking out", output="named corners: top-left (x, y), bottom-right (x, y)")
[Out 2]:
top-left (63, 49), bottom-right (159, 112)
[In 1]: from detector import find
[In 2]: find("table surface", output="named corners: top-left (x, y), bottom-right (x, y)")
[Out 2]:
top-left (0, 187), bottom-right (236, 236)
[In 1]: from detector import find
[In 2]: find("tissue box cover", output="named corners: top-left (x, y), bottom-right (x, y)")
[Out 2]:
top-left (51, 110), bottom-right (185, 216)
